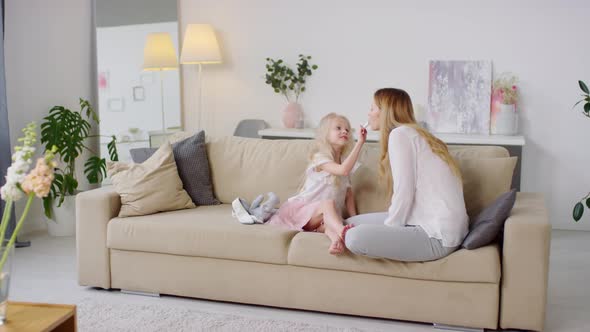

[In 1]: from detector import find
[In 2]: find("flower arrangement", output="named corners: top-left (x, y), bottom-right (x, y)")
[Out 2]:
top-left (493, 72), bottom-right (519, 105)
top-left (264, 54), bottom-right (318, 103)
top-left (1, 122), bottom-right (57, 269)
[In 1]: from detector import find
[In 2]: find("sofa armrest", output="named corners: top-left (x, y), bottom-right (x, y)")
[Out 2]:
top-left (500, 192), bottom-right (551, 331)
top-left (76, 186), bottom-right (121, 289)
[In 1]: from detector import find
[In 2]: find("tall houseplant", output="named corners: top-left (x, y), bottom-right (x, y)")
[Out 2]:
top-left (265, 54), bottom-right (318, 128)
top-left (40, 99), bottom-right (118, 235)
top-left (572, 80), bottom-right (590, 222)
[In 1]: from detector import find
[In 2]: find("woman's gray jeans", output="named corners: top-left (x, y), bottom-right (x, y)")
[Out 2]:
top-left (344, 212), bottom-right (458, 262)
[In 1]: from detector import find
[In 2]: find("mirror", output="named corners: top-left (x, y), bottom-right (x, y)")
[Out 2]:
top-left (94, 0), bottom-right (181, 162)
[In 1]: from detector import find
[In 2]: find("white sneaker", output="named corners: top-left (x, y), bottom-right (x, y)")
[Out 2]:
top-left (232, 198), bottom-right (255, 224)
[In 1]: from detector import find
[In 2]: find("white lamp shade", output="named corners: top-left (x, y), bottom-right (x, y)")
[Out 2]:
top-left (143, 32), bottom-right (178, 71)
top-left (180, 24), bottom-right (222, 64)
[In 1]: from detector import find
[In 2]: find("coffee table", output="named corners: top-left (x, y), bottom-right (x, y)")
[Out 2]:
top-left (0, 302), bottom-right (76, 332)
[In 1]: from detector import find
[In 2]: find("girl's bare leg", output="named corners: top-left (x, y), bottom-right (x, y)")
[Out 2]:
top-left (309, 200), bottom-right (348, 254)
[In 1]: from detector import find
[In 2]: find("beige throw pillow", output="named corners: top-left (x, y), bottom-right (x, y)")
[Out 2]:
top-left (107, 143), bottom-right (196, 217)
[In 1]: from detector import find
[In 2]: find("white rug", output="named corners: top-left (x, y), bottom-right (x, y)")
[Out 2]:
top-left (77, 297), bottom-right (375, 332)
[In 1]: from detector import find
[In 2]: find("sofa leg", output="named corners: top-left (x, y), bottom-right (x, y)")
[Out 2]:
top-left (121, 289), bottom-right (160, 297)
top-left (433, 323), bottom-right (484, 332)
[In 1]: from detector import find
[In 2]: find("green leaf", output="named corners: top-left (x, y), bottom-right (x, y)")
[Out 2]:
top-left (579, 81), bottom-right (589, 94)
top-left (586, 197), bottom-right (590, 209)
top-left (43, 196), bottom-right (53, 219)
top-left (84, 156), bottom-right (107, 184)
top-left (312, 65), bottom-right (318, 70)
top-left (573, 202), bottom-right (584, 222)
top-left (107, 136), bottom-right (118, 161)
top-left (585, 103), bottom-right (590, 114)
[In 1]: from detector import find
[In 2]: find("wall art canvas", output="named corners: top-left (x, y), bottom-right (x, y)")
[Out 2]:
top-left (427, 60), bottom-right (492, 134)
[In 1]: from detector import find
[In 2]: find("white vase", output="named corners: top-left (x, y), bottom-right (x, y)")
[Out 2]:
top-left (46, 195), bottom-right (76, 237)
top-left (494, 104), bottom-right (518, 135)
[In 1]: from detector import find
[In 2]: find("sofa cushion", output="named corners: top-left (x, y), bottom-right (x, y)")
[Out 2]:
top-left (462, 189), bottom-right (517, 249)
top-left (130, 131), bottom-right (220, 206)
top-left (107, 143), bottom-right (196, 217)
top-left (207, 137), bottom-right (314, 204)
top-left (457, 157), bottom-right (517, 218)
top-left (288, 232), bottom-right (501, 283)
top-left (107, 204), bottom-right (298, 265)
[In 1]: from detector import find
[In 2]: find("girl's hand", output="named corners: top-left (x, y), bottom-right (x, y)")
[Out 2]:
top-left (358, 125), bottom-right (367, 144)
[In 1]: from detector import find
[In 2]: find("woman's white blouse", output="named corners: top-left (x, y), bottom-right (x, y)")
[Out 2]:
top-left (383, 126), bottom-right (469, 247)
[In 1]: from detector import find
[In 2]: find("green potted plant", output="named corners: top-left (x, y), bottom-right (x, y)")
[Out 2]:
top-left (265, 54), bottom-right (318, 128)
top-left (40, 98), bottom-right (118, 236)
top-left (572, 80), bottom-right (590, 222)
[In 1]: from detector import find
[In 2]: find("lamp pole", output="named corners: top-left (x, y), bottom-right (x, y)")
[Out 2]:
top-left (197, 63), bottom-right (202, 131)
top-left (159, 69), bottom-right (166, 132)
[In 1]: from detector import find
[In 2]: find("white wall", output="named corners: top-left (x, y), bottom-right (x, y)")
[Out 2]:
top-left (179, 0), bottom-right (590, 230)
top-left (5, 0), bottom-right (93, 235)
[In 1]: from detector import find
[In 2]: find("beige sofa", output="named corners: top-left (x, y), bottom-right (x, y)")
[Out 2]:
top-left (76, 136), bottom-right (550, 331)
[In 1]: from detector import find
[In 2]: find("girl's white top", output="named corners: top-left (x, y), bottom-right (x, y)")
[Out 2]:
top-left (384, 126), bottom-right (469, 247)
top-left (289, 153), bottom-right (360, 215)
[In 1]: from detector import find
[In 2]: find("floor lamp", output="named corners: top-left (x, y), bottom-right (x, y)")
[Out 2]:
top-left (180, 24), bottom-right (222, 131)
top-left (143, 32), bottom-right (179, 132)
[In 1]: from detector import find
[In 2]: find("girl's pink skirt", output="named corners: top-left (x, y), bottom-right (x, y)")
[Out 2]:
top-left (267, 198), bottom-right (322, 231)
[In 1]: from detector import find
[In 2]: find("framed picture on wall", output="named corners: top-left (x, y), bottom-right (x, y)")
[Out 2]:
top-left (98, 71), bottom-right (109, 90)
top-left (133, 86), bottom-right (145, 101)
top-left (107, 97), bottom-right (125, 112)
top-left (426, 60), bottom-right (492, 134)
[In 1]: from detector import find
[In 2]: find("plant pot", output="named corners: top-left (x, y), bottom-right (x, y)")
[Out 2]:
top-left (46, 195), bottom-right (76, 237)
top-left (282, 102), bottom-right (304, 129)
top-left (492, 103), bottom-right (518, 135)
top-left (0, 241), bottom-right (13, 325)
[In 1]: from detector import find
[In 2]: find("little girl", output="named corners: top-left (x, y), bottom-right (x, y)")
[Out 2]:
top-left (268, 113), bottom-right (367, 255)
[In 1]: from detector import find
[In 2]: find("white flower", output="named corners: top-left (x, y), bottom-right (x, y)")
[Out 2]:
top-left (1, 123), bottom-right (37, 202)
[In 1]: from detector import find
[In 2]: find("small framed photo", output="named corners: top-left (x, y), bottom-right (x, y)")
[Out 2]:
top-left (98, 71), bottom-right (109, 90)
top-left (140, 72), bottom-right (154, 85)
top-left (133, 86), bottom-right (145, 101)
top-left (107, 98), bottom-right (125, 112)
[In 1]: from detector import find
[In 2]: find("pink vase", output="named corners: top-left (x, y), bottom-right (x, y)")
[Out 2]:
top-left (282, 102), bottom-right (303, 128)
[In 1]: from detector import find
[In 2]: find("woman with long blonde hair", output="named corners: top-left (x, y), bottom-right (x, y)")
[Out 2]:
top-left (343, 88), bottom-right (468, 261)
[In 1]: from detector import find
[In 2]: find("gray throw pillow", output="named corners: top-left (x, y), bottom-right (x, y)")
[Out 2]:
top-left (462, 189), bottom-right (517, 250)
top-left (130, 131), bottom-right (220, 206)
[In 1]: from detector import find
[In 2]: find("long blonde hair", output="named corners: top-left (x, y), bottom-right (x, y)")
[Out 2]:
top-left (375, 88), bottom-right (462, 199)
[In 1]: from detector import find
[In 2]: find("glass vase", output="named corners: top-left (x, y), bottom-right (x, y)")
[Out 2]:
top-left (0, 241), bottom-right (14, 325)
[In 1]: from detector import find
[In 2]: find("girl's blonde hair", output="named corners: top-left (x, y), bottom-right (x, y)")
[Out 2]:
top-left (374, 88), bottom-right (462, 199)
